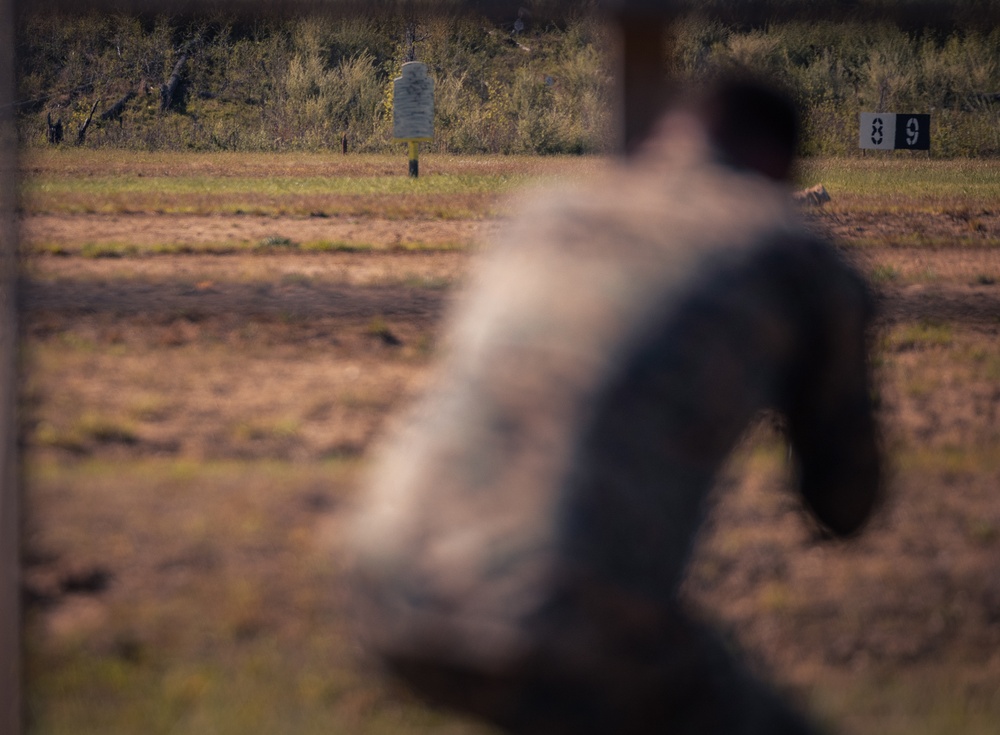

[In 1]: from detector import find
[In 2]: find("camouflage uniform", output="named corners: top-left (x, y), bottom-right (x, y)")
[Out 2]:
top-left (351, 128), bottom-right (880, 735)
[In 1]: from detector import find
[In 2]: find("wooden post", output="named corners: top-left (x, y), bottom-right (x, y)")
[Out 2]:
top-left (408, 140), bottom-right (419, 178)
top-left (613, 10), bottom-right (672, 156)
top-left (0, 0), bottom-right (20, 731)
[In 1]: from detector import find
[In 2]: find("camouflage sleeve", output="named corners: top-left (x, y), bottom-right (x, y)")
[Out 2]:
top-left (783, 244), bottom-right (882, 537)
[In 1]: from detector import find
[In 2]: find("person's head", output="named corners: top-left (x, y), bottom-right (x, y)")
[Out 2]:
top-left (693, 73), bottom-right (801, 182)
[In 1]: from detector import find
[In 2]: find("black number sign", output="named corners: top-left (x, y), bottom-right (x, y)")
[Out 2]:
top-left (893, 114), bottom-right (930, 150)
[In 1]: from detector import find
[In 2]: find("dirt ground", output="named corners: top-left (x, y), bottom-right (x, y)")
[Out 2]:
top-left (22, 213), bottom-right (505, 251)
top-left (17, 204), bottom-right (1000, 733)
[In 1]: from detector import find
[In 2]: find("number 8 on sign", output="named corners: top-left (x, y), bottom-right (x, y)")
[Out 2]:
top-left (870, 117), bottom-right (883, 146)
top-left (859, 112), bottom-right (897, 150)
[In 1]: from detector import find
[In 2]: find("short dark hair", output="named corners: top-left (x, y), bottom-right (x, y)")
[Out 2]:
top-left (697, 74), bottom-right (801, 181)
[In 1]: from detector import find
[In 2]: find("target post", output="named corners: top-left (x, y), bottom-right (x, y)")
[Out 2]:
top-left (392, 62), bottom-right (434, 178)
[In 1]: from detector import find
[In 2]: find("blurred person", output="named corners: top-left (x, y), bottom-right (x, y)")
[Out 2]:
top-left (348, 76), bottom-right (881, 735)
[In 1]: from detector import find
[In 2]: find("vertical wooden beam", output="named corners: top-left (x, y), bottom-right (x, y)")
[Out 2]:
top-left (408, 140), bottom-right (420, 178)
top-left (611, 9), bottom-right (672, 156)
top-left (0, 0), bottom-right (20, 729)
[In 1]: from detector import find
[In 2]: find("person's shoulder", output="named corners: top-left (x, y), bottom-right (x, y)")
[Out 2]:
top-left (760, 229), bottom-right (875, 322)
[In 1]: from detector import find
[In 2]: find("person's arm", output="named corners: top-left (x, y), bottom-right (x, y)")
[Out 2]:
top-left (786, 270), bottom-right (882, 538)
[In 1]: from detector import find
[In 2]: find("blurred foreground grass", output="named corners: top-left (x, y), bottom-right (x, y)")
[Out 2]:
top-left (19, 150), bottom-right (1000, 734)
top-left (23, 445), bottom-right (1000, 735)
top-left (23, 458), bottom-right (495, 735)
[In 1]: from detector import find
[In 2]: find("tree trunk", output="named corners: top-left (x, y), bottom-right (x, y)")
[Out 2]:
top-left (76, 99), bottom-right (100, 145)
top-left (46, 113), bottom-right (63, 145)
top-left (160, 51), bottom-right (189, 112)
top-left (101, 90), bottom-right (136, 124)
top-left (404, 21), bottom-right (417, 62)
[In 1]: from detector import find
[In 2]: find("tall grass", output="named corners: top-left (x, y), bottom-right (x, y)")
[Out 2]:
top-left (15, 11), bottom-right (1000, 155)
top-left (673, 18), bottom-right (1000, 157)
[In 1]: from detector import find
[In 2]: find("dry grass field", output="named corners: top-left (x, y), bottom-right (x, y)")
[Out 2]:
top-left (16, 150), bottom-right (1000, 734)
